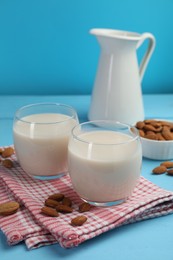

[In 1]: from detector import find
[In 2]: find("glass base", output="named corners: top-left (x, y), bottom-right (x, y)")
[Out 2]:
top-left (82, 198), bottom-right (127, 207)
top-left (31, 172), bottom-right (66, 180)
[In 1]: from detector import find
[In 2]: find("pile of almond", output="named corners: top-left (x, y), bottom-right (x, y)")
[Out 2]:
top-left (41, 193), bottom-right (91, 226)
top-left (0, 147), bottom-right (14, 168)
top-left (152, 161), bottom-right (173, 175)
top-left (135, 119), bottom-right (173, 141)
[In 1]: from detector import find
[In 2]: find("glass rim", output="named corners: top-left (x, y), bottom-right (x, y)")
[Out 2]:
top-left (14, 102), bottom-right (77, 125)
top-left (71, 120), bottom-right (140, 146)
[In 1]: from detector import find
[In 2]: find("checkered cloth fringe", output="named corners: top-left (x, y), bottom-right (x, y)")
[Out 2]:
top-left (0, 151), bottom-right (173, 249)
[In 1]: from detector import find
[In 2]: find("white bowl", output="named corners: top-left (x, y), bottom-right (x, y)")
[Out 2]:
top-left (141, 137), bottom-right (173, 160)
top-left (139, 119), bottom-right (173, 160)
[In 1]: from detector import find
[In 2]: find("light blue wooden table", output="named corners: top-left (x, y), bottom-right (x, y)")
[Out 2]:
top-left (1, 94), bottom-right (173, 260)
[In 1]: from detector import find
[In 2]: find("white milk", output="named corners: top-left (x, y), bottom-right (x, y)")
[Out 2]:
top-left (68, 131), bottom-right (142, 202)
top-left (13, 113), bottom-right (77, 177)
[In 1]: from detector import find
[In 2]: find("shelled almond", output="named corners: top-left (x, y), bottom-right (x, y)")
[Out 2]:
top-left (152, 161), bottom-right (173, 176)
top-left (160, 161), bottom-right (173, 168)
top-left (0, 201), bottom-right (20, 216)
top-left (71, 215), bottom-right (87, 226)
top-left (41, 206), bottom-right (59, 217)
top-left (135, 119), bottom-right (173, 141)
top-left (0, 147), bottom-right (15, 168)
top-left (2, 159), bottom-right (14, 168)
top-left (79, 202), bottom-right (91, 213)
top-left (1, 147), bottom-right (15, 158)
top-left (152, 166), bottom-right (167, 174)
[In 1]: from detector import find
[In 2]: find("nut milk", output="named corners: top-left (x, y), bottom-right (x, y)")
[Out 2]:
top-left (68, 130), bottom-right (142, 203)
top-left (14, 113), bottom-right (77, 177)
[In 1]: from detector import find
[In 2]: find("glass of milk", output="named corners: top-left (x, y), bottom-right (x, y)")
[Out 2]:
top-left (68, 120), bottom-right (142, 206)
top-left (13, 103), bottom-right (79, 180)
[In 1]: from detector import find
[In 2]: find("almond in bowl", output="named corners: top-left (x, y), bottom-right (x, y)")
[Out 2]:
top-left (135, 119), bottom-right (173, 160)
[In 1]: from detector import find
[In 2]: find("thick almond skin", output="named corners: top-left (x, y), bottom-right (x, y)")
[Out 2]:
top-left (152, 166), bottom-right (167, 174)
top-left (62, 197), bottom-right (72, 207)
top-left (48, 193), bottom-right (64, 201)
top-left (0, 201), bottom-right (20, 216)
top-left (1, 147), bottom-right (14, 158)
top-left (71, 215), bottom-right (87, 226)
top-left (45, 199), bottom-right (60, 208)
top-left (167, 169), bottom-right (173, 175)
top-left (2, 159), bottom-right (14, 168)
top-left (56, 204), bottom-right (73, 213)
top-left (161, 161), bottom-right (173, 168)
top-left (162, 129), bottom-right (173, 140)
top-left (79, 202), bottom-right (91, 213)
top-left (41, 206), bottom-right (59, 217)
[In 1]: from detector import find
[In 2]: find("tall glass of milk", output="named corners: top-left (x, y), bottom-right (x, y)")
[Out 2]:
top-left (13, 103), bottom-right (78, 179)
top-left (68, 120), bottom-right (142, 206)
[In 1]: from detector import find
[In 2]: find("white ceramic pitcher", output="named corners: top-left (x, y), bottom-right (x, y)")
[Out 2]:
top-left (88, 28), bottom-right (156, 125)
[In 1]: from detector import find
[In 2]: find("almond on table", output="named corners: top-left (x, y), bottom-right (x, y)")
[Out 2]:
top-left (48, 193), bottom-right (64, 201)
top-left (2, 159), bottom-right (14, 168)
top-left (41, 206), bottom-right (59, 217)
top-left (62, 197), bottom-right (72, 207)
top-left (0, 201), bottom-right (20, 216)
top-left (71, 215), bottom-right (87, 226)
top-left (45, 199), bottom-right (60, 208)
top-left (161, 161), bottom-right (173, 168)
top-left (56, 204), bottom-right (73, 214)
top-left (1, 147), bottom-right (14, 158)
top-left (79, 202), bottom-right (91, 213)
top-left (167, 169), bottom-right (173, 176)
top-left (152, 166), bottom-right (167, 174)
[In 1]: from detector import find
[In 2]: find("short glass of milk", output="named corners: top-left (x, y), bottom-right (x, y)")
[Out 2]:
top-left (13, 103), bottom-right (79, 180)
top-left (68, 120), bottom-right (142, 206)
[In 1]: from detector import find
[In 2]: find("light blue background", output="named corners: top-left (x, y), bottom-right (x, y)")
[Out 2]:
top-left (0, 0), bottom-right (173, 95)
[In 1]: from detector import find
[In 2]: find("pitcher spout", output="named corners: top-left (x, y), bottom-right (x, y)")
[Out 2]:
top-left (90, 28), bottom-right (141, 41)
top-left (90, 28), bottom-right (141, 53)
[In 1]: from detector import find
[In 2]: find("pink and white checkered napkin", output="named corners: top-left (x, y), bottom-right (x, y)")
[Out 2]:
top-left (1, 156), bottom-right (173, 249)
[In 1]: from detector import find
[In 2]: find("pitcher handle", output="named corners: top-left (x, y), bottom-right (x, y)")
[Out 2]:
top-left (137, 33), bottom-right (156, 81)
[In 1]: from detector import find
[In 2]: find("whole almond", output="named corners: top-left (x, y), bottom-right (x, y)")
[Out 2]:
top-left (152, 166), bottom-right (167, 174)
top-left (1, 147), bottom-right (14, 158)
top-left (160, 161), bottom-right (173, 168)
top-left (71, 215), bottom-right (87, 226)
top-left (144, 133), bottom-right (157, 140)
top-left (150, 121), bottom-right (162, 128)
top-left (162, 129), bottom-right (173, 140)
top-left (48, 193), bottom-right (64, 201)
top-left (139, 129), bottom-right (145, 137)
top-left (152, 126), bottom-right (162, 133)
top-left (136, 121), bottom-right (145, 129)
top-left (56, 204), bottom-right (73, 213)
top-left (167, 169), bottom-right (173, 175)
top-left (155, 133), bottom-right (165, 141)
top-left (162, 126), bottom-right (171, 131)
top-left (62, 197), bottom-right (72, 207)
top-left (2, 159), bottom-right (14, 168)
top-left (146, 131), bottom-right (155, 136)
top-left (159, 121), bottom-right (173, 127)
top-left (45, 199), bottom-right (60, 208)
top-left (0, 201), bottom-right (20, 216)
top-left (41, 206), bottom-right (59, 217)
top-left (144, 119), bottom-right (156, 124)
top-left (144, 124), bottom-right (156, 132)
top-left (79, 202), bottom-right (91, 213)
